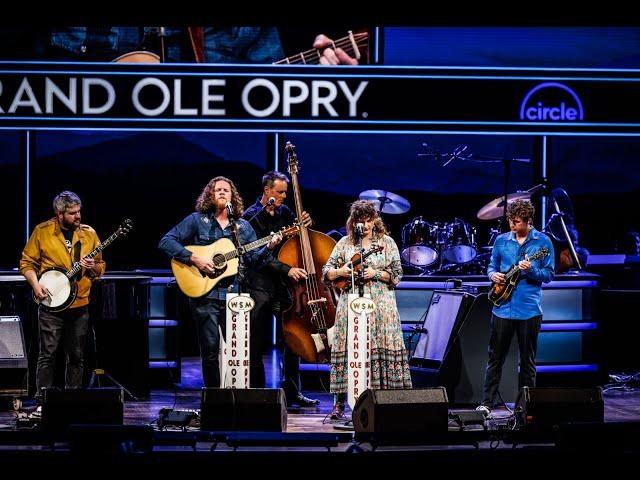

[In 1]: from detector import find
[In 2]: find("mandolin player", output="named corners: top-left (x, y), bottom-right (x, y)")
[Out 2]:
top-left (477, 199), bottom-right (554, 417)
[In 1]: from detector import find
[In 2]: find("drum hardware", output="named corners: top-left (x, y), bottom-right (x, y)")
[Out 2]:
top-left (486, 223), bottom-right (501, 247)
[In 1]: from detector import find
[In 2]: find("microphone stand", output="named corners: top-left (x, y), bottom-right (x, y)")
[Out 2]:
top-left (550, 204), bottom-right (582, 270)
top-left (158, 27), bottom-right (166, 63)
top-left (357, 230), bottom-right (365, 298)
top-left (228, 211), bottom-right (245, 294)
top-left (245, 200), bottom-right (274, 225)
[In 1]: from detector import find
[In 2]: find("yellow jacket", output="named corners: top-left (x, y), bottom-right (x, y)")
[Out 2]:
top-left (19, 218), bottom-right (106, 308)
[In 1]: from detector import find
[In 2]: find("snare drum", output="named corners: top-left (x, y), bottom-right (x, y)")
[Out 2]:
top-left (401, 218), bottom-right (438, 266)
top-left (442, 220), bottom-right (477, 264)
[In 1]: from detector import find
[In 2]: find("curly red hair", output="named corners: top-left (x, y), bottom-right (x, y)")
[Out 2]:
top-left (195, 176), bottom-right (244, 216)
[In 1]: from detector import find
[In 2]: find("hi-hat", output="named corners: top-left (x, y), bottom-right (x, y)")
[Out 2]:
top-left (359, 189), bottom-right (410, 214)
top-left (477, 191), bottom-right (531, 220)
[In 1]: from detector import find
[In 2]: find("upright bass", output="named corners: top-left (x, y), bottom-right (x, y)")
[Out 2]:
top-left (278, 142), bottom-right (337, 363)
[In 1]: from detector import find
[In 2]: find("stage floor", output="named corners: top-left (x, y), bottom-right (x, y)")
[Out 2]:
top-left (1, 355), bottom-right (640, 434)
top-left (1, 357), bottom-right (640, 474)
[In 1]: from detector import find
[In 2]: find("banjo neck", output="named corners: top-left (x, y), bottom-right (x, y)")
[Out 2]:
top-left (64, 220), bottom-right (132, 278)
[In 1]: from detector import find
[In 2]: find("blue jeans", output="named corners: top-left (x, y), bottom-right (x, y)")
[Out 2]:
top-left (190, 296), bottom-right (226, 387)
top-left (482, 314), bottom-right (542, 406)
top-left (36, 306), bottom-right (89, 399)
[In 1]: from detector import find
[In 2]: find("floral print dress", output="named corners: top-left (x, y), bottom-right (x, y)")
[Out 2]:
top-left (323, 234), bottom-right (412, 393)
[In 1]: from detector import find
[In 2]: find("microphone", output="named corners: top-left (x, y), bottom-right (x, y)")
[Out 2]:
top-left (355, 223), bottom-right (364, 237)
top-left (225, 202), bottom-right (235, 218)
top-left (244, 197), bottom-right (276, 225)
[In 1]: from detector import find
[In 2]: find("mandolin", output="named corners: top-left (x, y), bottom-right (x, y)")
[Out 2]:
top-left (488, 247), bottom-right (550, 307)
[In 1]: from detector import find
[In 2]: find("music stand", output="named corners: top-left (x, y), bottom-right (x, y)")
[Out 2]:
top-left (88, 321), bottom-right (138, 401)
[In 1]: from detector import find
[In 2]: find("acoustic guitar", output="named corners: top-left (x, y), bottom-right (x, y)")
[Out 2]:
top-left (34, 219), bottom-right (133, 312)
top-left (171, 224), bottom-right (299, 298)
top-left (488, 247), bottom-right (550, 307)
top-left (114, 30), bottom-right (368, 65)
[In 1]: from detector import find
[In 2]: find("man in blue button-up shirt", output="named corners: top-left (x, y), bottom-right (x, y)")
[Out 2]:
top-left (159, 176), bottom-right (276, 387)
top-left (478, 199), bottom-right (554, 414)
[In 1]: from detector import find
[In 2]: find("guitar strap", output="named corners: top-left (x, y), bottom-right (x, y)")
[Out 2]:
top-left (72, 240), bottom-right (82, 280)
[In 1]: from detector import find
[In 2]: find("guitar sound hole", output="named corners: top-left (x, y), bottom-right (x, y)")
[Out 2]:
top-left (213, 256), bottom-right (226, 268)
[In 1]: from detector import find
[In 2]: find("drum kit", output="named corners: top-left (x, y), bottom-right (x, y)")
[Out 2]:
top-left (359, 187), bottom-right (537, 276)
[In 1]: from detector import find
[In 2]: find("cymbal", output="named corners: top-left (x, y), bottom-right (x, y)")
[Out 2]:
top-left (477, 191), bottom-right (531, 220)
top-left (359, 189), bottom-right (410, 214)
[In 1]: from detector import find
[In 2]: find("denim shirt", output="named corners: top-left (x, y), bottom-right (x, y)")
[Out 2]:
top-left (49, 27), bottom-right (284, 63)
top-left (158, 211), bottom-right (272, 299)
top-left (487, 227), bottom-right (555, 320)
top-left (50, 27), bottom-right (153, 60)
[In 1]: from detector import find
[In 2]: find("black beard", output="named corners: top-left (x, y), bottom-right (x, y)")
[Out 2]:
top-left (61, 219), bottom-right (79, 231)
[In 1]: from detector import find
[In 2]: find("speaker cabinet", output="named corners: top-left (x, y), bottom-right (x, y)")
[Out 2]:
top-left (352, 388), bottom-right (449, 434)
top-left (0, 316), bottom-right (28, 397)
top-left (517, 386), bottom-right (604, 430)
top-left (41, 387), bottom-right (124, 433)
top-left (200, 388), bottom-right (287, 431)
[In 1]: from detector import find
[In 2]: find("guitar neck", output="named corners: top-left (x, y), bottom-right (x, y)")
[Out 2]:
top-left (223, 232), bottom-right (274, 262)
top-left (273, 31), bottom-right (368, 65)
top-left (503, 249), bottom-right (548, 282)
top-left (504, 265), bottom-right (520, 281)
top-left (66, 231), bottom-right (120, 278)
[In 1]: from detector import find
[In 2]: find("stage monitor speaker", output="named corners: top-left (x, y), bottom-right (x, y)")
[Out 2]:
top-left (0, 316), bottom-right (28, 397)
top-left (200, 388), bottom-right (287, 431)
top-left (517, 386), bottom-right (604, 431)
top-left (409, 292), bottom-right (516, 405)
top-left (352, 387), bottom-right (449, 434)
top-left (410, 290), bottom-right (475, 367)
top-left (448, 293), bottom-right (518, 404)
top-left (41, 387), bottom-right (124, 433)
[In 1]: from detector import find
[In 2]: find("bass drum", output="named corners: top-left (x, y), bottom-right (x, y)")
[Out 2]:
top-left (442, 220), bottom-right (477, 264)
top-left (401, 218), bottom-right (438, 266)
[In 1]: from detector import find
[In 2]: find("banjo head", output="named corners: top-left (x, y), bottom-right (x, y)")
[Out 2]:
top-left (39, 269), bottom-right (71, 308)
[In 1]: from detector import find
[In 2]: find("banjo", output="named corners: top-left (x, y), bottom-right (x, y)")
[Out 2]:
top-left (34, 219), bottom-right (133, 312)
